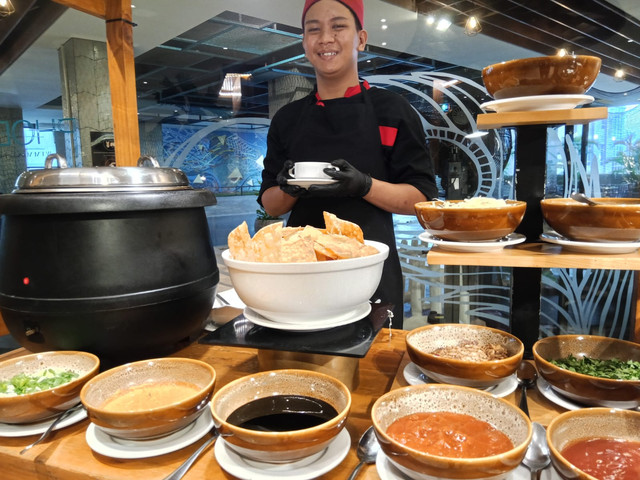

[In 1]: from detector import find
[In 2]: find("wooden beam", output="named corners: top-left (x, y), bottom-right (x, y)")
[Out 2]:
top-left (51, 0), bottom-right (105, 19)
top-left (52, 1), bottom-right (141, 165)
top-left (105, 0), bottom-right (140, 166)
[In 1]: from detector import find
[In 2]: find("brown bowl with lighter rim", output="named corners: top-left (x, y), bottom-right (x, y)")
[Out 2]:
top-left (372, 384), bottom-right (532, 480)
top-left (210, 369), bottom-right (351, 463)
top-left (406, 323), bottom-right (524, 388)
top-left (0, 350), bottom-right (99, 424)
top-left (482, 55), bottom-right (601, 100)
top-left (533, 335), bottom-right (640, 409)
top-left (80, 357), bottom-right (216, 439)
top-left (414, 199), bottom-right (526, 242)
top-left (541, 197), bottom-right (640, 242)
top-left (547, 408), bottom-right (640, 480)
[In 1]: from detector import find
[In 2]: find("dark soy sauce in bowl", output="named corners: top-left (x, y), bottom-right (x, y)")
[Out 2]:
top-left (226, 395), bottom-right (338, 432)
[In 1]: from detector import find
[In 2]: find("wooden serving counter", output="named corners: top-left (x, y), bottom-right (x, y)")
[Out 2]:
top-left (0, 330), bottom-right (565, 480)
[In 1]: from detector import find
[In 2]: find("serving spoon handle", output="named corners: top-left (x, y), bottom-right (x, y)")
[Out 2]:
top-left (20, 403), bottom-right (84, 455)
top-left (162, 428), bottom-right (219, 480)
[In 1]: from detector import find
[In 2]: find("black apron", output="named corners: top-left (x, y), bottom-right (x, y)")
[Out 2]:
top-left (287, 85), bottom-right (403, 326)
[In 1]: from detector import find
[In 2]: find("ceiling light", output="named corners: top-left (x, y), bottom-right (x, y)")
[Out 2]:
top-left (464, 16), bottom-right (482, 36)
top-left (557, 48), bottom-right (568, 57)
top-left (0, 0), bottom-right (15, 17)
top-left (615, 68), bottom-right (626, 81)
top-left (381, 42), bottom-right (387, 46)
top-left (381, 24), bottom-right (388, 30)
top-left (436, 18), bottom-right (451, 31)
top-left (426, 14), bottom-right (435, 26)
top-left (219, 73), bottom-right (251, 98)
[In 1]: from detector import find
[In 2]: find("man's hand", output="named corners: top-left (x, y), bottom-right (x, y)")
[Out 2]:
top-left (277, 160), bottom-right (309, 198)
top-left (307, 159), bottom-right (372, 198)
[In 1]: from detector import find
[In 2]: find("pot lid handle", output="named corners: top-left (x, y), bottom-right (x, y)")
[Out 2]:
top-left (137, 155), bottom-right (160, 168)
top-left (45, 153), bottom-right (68, 169)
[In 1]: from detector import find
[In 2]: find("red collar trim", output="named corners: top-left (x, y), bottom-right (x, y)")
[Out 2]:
top-left (315, 80), bottom-right (370, 105)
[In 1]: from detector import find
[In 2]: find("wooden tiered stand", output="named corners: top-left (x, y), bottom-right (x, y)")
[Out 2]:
top-left (426, 107), bottom-right (640, 351)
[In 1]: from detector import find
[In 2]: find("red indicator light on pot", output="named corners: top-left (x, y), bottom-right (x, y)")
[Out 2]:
top-left (23, 277), bottom-right (30, 285)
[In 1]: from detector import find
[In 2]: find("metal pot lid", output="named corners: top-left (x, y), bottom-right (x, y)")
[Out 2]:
top-left (13, 154), bottom-right (191, 193)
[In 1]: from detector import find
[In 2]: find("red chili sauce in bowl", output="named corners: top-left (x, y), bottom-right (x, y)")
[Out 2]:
top-left (561, 438), bottom-right (640, 480)
top-left (386, 411), bottom-right (513, 458)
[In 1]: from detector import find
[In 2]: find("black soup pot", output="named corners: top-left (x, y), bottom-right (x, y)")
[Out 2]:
top-left (0, 155), bottom-right (218, 365)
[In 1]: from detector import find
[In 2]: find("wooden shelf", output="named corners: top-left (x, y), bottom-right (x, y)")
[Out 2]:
top-left (427, 242), bottom-right (640, 270)
top-left (477, 106), bottom-right (608, 130)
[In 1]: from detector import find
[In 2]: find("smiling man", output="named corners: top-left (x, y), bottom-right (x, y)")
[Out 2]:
top-left (258, 0), bottom-right (438, 326)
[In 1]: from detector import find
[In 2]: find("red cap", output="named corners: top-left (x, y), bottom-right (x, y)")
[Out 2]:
top-left (302, 0), bottom-right (364, 29)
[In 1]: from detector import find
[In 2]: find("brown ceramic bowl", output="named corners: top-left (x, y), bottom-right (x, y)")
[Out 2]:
top-left (406, 323), bottom-right (524, 388)
top-left (80, 357), bottom-right (216, 439)
top-left (372, 384), bottom-right (532, 480)
top-left (414, 199), bottom-right (526, 242)
top-left (541, 197), bottom-right (640, 242)
top-left (533, 335), bottom-right (640, 409)
top-left (482, 55), bottom-right (601, 100)
top-left (547, 408), bottom-right (640, 480)
top-left (210, 369), bottom-right (351, 463)
top-left (0, 350), bottom-right (99, 424)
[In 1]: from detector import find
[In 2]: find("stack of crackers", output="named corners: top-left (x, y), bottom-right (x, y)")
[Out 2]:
top-left (228, 212), bottom-right (379, 263)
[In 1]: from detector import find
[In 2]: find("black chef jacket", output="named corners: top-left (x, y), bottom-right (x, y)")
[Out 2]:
top-left (258, 81), bottom-right (438, 327)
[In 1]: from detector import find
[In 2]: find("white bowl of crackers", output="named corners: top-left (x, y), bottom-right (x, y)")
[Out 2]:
top-left (223, 212), bottom-right (388, 324)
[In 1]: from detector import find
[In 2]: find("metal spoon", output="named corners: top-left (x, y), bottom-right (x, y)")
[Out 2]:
top-left (162, 427), bottom-right (219, 480)
top-left (347, 426), bottom-right (380, 480)
top-left (570, 192), bottom-right (600, 206)
top-left (522, 422), bottom-right (551, 480)
top-left (516, 361), bottom-right (538, 418)
top-left (20, 403), bottom-right (84, 455)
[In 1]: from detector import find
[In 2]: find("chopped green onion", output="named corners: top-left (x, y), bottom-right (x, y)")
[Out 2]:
top-left (550, 354), bottom-right (640, 381)
top-left (0, 369), bottom-right (80, 395)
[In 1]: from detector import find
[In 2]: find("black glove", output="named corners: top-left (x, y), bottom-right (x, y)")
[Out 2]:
top-left (307, 159), bottom-right (372, 198)
top-left (277, 160), bottom-right (309, 198)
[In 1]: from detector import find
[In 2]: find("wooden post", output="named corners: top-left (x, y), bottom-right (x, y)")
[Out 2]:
top-left (104, 0), bottom-right (140, 165)
top-left (52, 0), bottom-right (140, 166)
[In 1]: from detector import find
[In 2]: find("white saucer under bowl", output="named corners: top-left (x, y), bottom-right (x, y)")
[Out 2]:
top-left (376, 450), bottom-right (560, 480)
top-left (540, 232), bottom-right (640, 254)
top-left (244, 302), bottom-right (371, 331)
top-left (85, 408), bottom-right (213, 459)
top-left (480, 94), bottom-right (594, 113)
top-left (0, 404), bottom-right (87, 438)
top-left (403, 362), bottom-right (517, 398)
top-left (287, 178), bottom-right (337, 189)
top-left (419, 232), bottom-right (525, 253)
top-left (214, 428), bottom-right (350, 480)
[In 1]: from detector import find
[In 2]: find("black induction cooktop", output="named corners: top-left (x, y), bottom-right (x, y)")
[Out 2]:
top-left (199, 302), bottom-right (392, 358)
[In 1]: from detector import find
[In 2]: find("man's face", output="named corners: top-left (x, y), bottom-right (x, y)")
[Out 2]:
top-left (302, 0), bottom-right (367, 81)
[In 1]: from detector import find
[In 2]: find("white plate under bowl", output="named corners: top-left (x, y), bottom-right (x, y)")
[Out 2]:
top-left (0, 404), bottom-right (87, 438)
top-left (252, 301), bottom-right (371, 324)
top-left (287, 178), bottom-right (337, 189)
top-left (85, 408), bottom-right (213, 459)
top-left (403, 362), bottom-right (517, 398)
top-left (419, 232), bottom-right (526, 253)
top-left (376, 450), bottom-right (560, 480)
top-left (480, 94), bottom-right (594, 113)
top-left (214, 428), bottom-right (350, 480)
top-left (244, 302), bottom-right (371, 331)
top-left (540, 232), bottom-right (640, 254)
